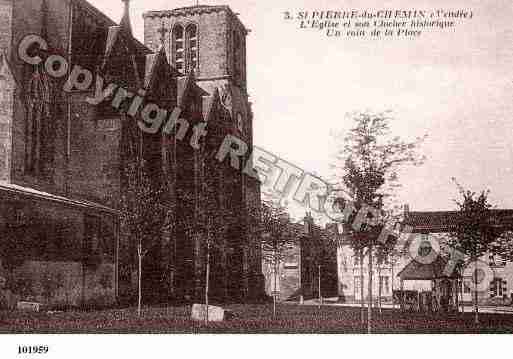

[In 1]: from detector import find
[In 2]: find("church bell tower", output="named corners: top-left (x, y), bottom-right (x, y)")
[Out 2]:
top-left (143, 5), bottom-right (252, 143)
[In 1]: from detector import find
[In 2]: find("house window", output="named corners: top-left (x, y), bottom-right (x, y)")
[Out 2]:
top-left (489, 254), bottom-right (506, 267)
top-left (353, 252), bottom-right (361, 266)
top-left (173, 25), bottom-right (185, 73)
top-left (186, 24), bottom-right (198, 71)
top-left (463, 281), bottom-right (471, 293)
top-left (270, 267), bottom-right (280, 291)
top-left (284, 262), bottom-right (298, 270)
top-left (354, 276), bottom-right (362, 292)
top-left (490, 278), bottom-right (507, 298)
top-left (379, 276), bottom-right (390, 294)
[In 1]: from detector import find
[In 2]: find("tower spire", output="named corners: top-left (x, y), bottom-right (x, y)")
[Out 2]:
top-left (120, 0), bottom-right (133, 35)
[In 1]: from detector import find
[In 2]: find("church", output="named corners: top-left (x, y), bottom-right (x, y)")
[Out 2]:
top-left (0, 0), bottom-right (263, 308)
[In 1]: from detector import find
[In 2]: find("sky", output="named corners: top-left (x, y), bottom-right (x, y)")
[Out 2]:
top-left (89, 0), bottom-right (513, 212)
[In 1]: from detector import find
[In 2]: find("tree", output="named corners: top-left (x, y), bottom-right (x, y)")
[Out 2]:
top-left (312, 224), bottom-right (338, 307)
top-left (260, 199), bottom-right (296, 318)
top-left (200, 212), bottom-right (226, 323)
top-left (447, 180), bottom-right (506, 324)
top-left (332, 111), bottom-right (425, 333)
top-left (120, 160), bottom-right (165, 317)
top-left (204, 217), bottom-right (213, 323)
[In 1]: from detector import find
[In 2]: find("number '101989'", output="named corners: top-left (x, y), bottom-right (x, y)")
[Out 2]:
top-left (18, 346), bottom-right (49, 355)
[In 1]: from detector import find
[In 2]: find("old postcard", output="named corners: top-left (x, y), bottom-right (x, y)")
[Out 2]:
top-left (0, 0), bottom-right (512, 357)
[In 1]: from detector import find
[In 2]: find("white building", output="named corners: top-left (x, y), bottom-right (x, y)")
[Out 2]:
top-left (337, 209), bottom-right (513, 306)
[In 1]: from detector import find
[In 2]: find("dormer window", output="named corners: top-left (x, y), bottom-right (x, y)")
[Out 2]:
top-left (173, 25), bottom-right (185, 72)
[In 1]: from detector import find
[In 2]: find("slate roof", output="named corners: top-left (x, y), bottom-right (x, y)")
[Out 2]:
top-left (144, 46), bottom-right (175, 89)
top-left (176, 71), bottom-right (208, 109)
top-left (101, 26), bottom-right (122, 70)
top-left (202, 88), bottom-right (220, 121)
top-left (76, 0), bottom-right (150, 55)
top-left (0, 182), bottom-right (118, 214)
top-left (403, 210), bottom-right (513, 233)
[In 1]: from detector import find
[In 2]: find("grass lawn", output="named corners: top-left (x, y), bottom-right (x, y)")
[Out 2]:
top-left (1, 304), bottom-right (513, 334)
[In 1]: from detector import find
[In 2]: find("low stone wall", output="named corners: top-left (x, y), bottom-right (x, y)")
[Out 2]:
top-left (1, 260), bottom-right (115, 309)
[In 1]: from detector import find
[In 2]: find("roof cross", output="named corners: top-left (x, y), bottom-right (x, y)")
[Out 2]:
top-left (157, 22), bottom-right (169, 45)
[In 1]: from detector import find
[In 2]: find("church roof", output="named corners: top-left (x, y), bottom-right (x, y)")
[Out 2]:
top-left (102, 26), bottom-right (121, 67)
top-left (100, 25), bottom-right (143, 84)
top-left (0, 182), bottom-right (118, 215)
top-left (144, 46), bottom-right (166, 89)
top-left (202, 87), bottom-right (220, 121)
top-left (97, 1), bottom-right (147, 87)
top-left (144, 46), bottom-right (182, 90)
top-left (76, 0), bottom-right (149, 55)
top-left (176, 71), bottom-right (208, 109)
top-left (102, 0), bottom-right (134, 60)
top-left (144, 56), bottom-right (157, 88)
top-left (177, 73), bottom-right (194, 108)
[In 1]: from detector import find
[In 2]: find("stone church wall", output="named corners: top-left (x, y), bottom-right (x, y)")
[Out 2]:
top-left (7, 0), bottom-right (71, 194)
top-left (67, 92), bottom-right (122, 207)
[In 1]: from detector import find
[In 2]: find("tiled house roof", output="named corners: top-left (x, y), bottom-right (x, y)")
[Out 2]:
top-left (403, 210), bottom-right (513, 233)
top-left (397, 256), bottom-right (459, 280)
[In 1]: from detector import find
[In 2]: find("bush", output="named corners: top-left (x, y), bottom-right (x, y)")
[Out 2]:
top-left (10, 272), bottom-right (35, 301)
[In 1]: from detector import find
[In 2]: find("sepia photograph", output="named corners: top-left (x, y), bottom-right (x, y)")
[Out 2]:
top-left (0, 0), bottom-right (512, 357)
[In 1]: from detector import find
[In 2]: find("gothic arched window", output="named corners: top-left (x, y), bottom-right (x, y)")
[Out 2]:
top-left (185, 24), bottom-right (198, 72)
top-left (236, 112), bottom-right (243, 133)
top-left (172, 24), bottom-right (185, 73)
top-left (25, 65), bottom-right (52, 176)
top-left (233, 31), bottom-right (242, 83)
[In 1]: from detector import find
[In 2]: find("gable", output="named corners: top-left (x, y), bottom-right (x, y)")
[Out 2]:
top-left (0, 52), bottom-right (17, 88)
